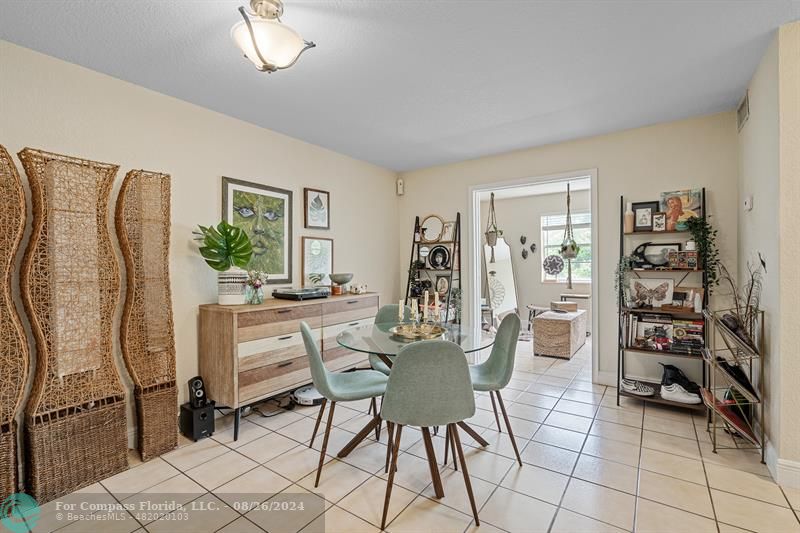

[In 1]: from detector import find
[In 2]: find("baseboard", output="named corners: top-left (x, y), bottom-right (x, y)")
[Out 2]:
top-left (766, 439), bottom-right (800, 489)
top-left (595, 370), bottom-right (617, 387)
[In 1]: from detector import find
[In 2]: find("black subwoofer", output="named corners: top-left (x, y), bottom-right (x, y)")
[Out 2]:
top-left (179, 402), bottom-right (215, 441)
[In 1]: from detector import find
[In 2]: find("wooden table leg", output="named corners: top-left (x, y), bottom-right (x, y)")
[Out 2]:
top-left (457, 421), bottom-right (490, 447)
top-left (337, 415), bottom-right (382, 458)
top-left (421, 427), bottom-right (444, 499)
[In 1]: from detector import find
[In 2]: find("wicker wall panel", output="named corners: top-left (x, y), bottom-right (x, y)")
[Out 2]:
top-left (116, 170), bottom-right (177, 460)
top-left (0, 145), bottom-right (28, 497)
top-left (18, 148), bottom-right (127, 501)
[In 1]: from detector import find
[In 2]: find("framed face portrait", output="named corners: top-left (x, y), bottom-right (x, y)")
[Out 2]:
top-left (435, 275), bottom-right (450, 295)
top-left (304, 188), bottom-right (330, 230)
top-left (632, 201), bottom-right (660, 232)
top-left (660, 189), bottom-right (702, 231)
top-left (302, 237), bottom-right (333, 287)
top-left (223, 177), bottom-right (292, 284)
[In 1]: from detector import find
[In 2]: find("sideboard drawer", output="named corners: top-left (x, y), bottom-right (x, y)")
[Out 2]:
top-left (324, 296), bottom-right (378, 326)
top-left (238, 304), bottom-right (323, 342)
top-left (238, 356), bottom-right (310, 403)
top-left (238, 328), bottom-right (320, 372)
top-left (321, 318), bottom-right (372, 355)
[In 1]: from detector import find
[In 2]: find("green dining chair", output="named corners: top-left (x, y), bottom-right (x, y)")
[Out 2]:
top-left (380, 340), bottom-right (480, 529)
top-left (368, 303), bottom-right (412, 376)
top-left (466, 313), bottom-right (522, 466)
top-left (300, 322), bottom-right (389, 487)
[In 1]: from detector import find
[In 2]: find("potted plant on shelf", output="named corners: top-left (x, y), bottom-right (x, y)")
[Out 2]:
top-left (194, 221), bottom-right (253, 305)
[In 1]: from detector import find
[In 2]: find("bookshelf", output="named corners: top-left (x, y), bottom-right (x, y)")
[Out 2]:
top-left (617, 190), bottom-right (709, 411)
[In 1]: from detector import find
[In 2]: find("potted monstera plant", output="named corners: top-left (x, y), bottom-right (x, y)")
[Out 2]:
top-left (194, 221), bottom-right (253, 304)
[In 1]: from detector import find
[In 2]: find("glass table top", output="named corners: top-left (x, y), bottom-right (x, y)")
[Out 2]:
top-left (336, 322), bottom-right (494, 356)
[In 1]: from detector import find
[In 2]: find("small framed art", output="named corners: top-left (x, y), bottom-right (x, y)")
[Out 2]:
top-left (302, 237), bottom-right (333, 286)
top-left (652, 212), bottom-right (667, 232)
top-left (632, 201), bottom-right (660, 232)
top-left (304, 188), bottom-right (330, 230)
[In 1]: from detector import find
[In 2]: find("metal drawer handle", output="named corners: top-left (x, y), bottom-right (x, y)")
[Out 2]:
top-left (278, 335), bottom-right (292, 341)
top-left (277, 309), bottom-right (291, 314)
top-left (347, 300), bottom-right (358, 304)
top-left (349, 322), bottom-right (359, 326)
top-left (277, 361), bottom-right (293, 368)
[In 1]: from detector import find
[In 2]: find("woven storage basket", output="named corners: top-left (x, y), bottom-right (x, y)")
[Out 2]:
top-left (1, 423), bottom-right (17, 500)
top-left (18, 148), bottom-right (128, 502)
top-left (116, 170), bottom-right (177, 461)
top-left (0, 145), bottom-right (29, 496)
top-left (533, 310), bottom-right (587, 359)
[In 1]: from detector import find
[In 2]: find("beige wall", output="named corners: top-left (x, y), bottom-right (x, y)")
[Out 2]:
top-left (400, 112), bottom-right (739, 385)
top-left (740, 21), bottom-right (800, 483)
top-left (0, 41), bottom-right (400, 443)
top-left (480, 190), bottom-right (592, 329)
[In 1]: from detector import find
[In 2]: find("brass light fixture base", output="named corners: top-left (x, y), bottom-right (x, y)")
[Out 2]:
top-left (250, 0), bottom-right (283, 19)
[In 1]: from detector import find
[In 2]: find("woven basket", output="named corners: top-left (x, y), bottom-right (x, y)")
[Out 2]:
top-left (137, 385), bottom-right (178, 461)
top-left (26, 401), bottom-right (127, 503)
top-left (116, 170), bottom-right (177, 461)
top-left (18, 148), bottom-right (128, 501)
top-left (1, 424), bottom-right (17, 499)
top-left (0, 145), bottom-right (28, 497)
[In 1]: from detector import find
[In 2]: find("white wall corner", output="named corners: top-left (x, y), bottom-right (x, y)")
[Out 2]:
top-left (595, 370), bottom-right (617, 388)
top-left (764, 437), bottom-right (800, 489)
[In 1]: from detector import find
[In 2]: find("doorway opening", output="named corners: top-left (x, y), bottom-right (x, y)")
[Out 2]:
top-left (467, 170), bottom-right (599, 382)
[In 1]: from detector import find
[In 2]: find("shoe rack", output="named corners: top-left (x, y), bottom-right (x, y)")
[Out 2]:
top-left (702, 307), bottom-right (765, 463)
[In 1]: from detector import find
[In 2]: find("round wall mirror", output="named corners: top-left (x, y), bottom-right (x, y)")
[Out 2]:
top-left (420, 214), bottom-right (445, 243)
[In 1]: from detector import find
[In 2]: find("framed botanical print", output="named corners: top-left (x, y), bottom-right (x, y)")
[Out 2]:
top-left (304, 188), bottom-right (330, 229)
top-left (223, 177), bottom-right (292, 284)
top-left (302, 237), bottom-right (333, 287)
top-left (652, 212), bottom-right (667, 232)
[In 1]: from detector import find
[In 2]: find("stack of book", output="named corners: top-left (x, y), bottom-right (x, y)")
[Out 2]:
top-left (671, 319), bottom-right (705, 355)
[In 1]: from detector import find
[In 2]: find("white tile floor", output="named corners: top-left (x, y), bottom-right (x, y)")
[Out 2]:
top-left (32, 339), bottom-right (800, 532)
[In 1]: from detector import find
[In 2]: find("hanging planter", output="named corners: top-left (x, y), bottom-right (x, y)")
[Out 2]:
top-left (484, 192), bottom-right (503, 262)
top-left (559, 183), bottom-right (580, 289)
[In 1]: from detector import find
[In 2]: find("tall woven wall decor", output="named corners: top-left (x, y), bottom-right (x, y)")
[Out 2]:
top-left (18, 148), bottom-right (127, 502)
top-left (0, 145), bottom-right (29, 498)
top-left (115, 170), bottom-right (177, 461)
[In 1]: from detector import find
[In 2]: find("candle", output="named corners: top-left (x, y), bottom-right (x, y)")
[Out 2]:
top-left (411, 299), bottom-right (418, 321)
top-left (398, 299), bottom-right (404, 321)
top-left (423, 291), bottom-right (429, 319)
top-left (434, 292), bottom-right (439, 318)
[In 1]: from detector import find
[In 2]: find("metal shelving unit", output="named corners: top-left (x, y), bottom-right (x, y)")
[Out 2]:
top-left (617, 189), bottom-right (709, 410)
top-left (702, 307), bottom-right (765, 463)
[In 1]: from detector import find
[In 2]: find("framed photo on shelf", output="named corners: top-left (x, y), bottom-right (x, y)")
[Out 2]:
top-left (301, 237), bottom-right (333, 287)
top-left (223, 176), bottom-right (292, 284)
top-left (304, 188), bottom-right (330, 229)
top-left (660, 188), bottom-right (703, 231)
top-left (435, 274), bottom-right (450, 295)
top-left (652, 212), bottom-right (667, 232)
top-left (632, 201), bottom-right (660, 232)
top-left (630, 278), bottom-right (674, 308)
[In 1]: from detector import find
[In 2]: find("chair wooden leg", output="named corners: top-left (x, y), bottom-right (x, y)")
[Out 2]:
top-left (451, 423), bottom-right (480, 526)
top-left (449, 425), bottom-right (458, 471)
top-left (496, 390), bottom-right (522, 466)
top-left (385, 421), bottom-right (394, 474)
top-left (381, 424), bottom-right (403, 530)
top-left (314, 401), bottom-right (336, 488)
top-left (489, 390), bottom-right (502, 433)
top-left (421, 427), bottom-right (444, 498)
top-left (375, 413), bottom-right (382, 442)
top-left (309, 398), bottom-right (327, 449)
top-left (368, 396), bottom-right (375, 415)
top-left (443, 425), bottom-right (449, 466)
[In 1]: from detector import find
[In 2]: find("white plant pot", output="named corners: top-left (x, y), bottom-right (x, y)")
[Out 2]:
top-left (218, 269), bottom-right (247, 305)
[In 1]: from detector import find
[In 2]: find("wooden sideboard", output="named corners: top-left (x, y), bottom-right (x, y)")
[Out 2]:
top-left (199, 292), bottom-right (379, 439)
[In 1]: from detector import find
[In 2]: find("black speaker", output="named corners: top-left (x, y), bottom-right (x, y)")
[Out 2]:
top-left (179, 401), bottom-right (215, 441)
top-left (188, 376), bottom-right (207, 408)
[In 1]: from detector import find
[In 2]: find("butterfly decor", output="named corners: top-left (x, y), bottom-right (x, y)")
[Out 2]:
top-left (630, 279), bottom-right (674, 308)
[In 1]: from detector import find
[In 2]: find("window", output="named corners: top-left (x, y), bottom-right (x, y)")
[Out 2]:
top-left (541, 211), bottom-right (591, 283)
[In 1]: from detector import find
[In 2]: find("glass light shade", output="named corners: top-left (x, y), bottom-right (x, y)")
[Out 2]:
top-left (231, 18), bottom-right (307, 70)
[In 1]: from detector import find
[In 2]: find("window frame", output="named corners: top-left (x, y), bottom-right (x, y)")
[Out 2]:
top-left (540, 211), bottom-right (592, 284)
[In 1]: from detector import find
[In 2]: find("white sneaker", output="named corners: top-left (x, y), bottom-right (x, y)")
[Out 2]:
top-left (621, 379), bottom-right (654, 397)
top-left (660, 383), bottom-right (701, 404)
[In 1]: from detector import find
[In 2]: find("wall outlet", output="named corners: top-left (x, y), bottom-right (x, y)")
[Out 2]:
top-left (743, 195), bottom-right (753, 211)
top-left (396, 178), bottom-right (404, 196)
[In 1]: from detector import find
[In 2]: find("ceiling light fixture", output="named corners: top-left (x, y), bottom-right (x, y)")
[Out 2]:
top-left (231, 0), bottom-right (315, 73)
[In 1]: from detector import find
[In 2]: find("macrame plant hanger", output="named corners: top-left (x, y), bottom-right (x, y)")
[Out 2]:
top-left (485, 192), bottom-right (498, 263)
top-left (561, 183), bottom-right (577, 289)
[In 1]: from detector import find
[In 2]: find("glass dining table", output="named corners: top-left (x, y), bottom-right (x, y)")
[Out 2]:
top-left (333, 321), bottom-right (496, 458)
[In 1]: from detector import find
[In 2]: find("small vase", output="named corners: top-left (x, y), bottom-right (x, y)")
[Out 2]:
top-left (245, 285), bottom-right (264, 305)
top-left (624, 202), bottom-right (635, 233)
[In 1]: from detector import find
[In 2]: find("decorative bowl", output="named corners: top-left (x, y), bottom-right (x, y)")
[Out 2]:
top-left (389, 324), bottom-right (446, 340)
top-left (329, 273), bottom-right (354, 285)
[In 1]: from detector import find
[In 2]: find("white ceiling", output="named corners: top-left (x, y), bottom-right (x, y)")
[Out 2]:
top-left (1, 1), bottom-right (798, 171)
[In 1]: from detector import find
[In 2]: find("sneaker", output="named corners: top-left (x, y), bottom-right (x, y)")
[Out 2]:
top-left (659, 363), bottom-right (700, 394)
top-left (660, 383), bottom-right (701, 404)
top-left (621, 379), bottom-right (655, 397)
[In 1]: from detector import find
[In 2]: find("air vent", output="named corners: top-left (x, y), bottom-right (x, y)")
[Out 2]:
top-left (737, 91), bottom-right (750, 131)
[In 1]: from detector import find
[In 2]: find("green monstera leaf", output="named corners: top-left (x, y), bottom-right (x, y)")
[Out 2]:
top-left (195, 220), bottom-right (253, 272)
